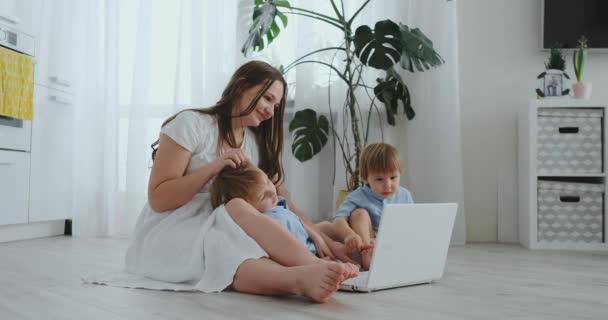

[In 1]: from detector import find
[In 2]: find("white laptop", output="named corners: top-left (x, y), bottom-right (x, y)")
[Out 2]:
top-left (340, 203), bottom-right (458, 292)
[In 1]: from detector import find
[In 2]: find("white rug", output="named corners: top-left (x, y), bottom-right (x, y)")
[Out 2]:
top-left (82, 271), bottom-right (200, 292)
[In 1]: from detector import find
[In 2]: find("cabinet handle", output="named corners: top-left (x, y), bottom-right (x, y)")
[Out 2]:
top-left (50, 95), bottom-right (72, 105)
top-left (0, 15), bottom-right (20, 25)
top-left (50, 76), bottom-right (71, 88)
top-left (558, 127), bottom-right (579, 134)
top-left (559, 195), bottom-right (580, 203)
top-left (0, 162), bottom-right (12, 166)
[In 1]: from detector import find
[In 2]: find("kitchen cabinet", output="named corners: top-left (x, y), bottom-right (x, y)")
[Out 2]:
top-left (33, 0), bottom-right (78, 94)
top-left (28, 84), bottom-right (75, 222)
top-left (0, 150), bottom-right (30, 225)
top-left (0, 0), bottom-right (35, 36)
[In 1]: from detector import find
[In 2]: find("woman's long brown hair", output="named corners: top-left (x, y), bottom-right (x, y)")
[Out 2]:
top-left (151, 60), bottom-right (287, 184)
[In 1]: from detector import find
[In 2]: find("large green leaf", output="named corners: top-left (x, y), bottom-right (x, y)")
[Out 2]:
top-left (373, 67), bottom-right (413, 125)
top-left (241, 0), bottom-right (290, 56)
top-left (399, 23), bottom-right (444, 72)
top-left (353, 20), bottom-right (402, 70)
top-left (289, 109), bottom-right (329, 162)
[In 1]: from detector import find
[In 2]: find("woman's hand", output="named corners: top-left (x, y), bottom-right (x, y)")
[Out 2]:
top-left (217, 147), bottom-right (247, 169)
top-left (308, 229), bottom-right (334, 259)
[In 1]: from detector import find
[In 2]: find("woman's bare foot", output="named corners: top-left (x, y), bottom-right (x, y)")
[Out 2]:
top-left (315, 258), bottom-right (359, 279)
top-left (294, 262), bottom-right (348, 303)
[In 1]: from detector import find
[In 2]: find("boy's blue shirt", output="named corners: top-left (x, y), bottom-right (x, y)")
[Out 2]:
top-left (265, 197), bottom-right (317, 255)
top-left (335, 184), bottom-right (414, 231)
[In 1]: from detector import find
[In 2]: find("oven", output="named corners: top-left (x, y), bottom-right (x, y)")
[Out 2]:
top-left (0, 22), bottom-right (34, 152)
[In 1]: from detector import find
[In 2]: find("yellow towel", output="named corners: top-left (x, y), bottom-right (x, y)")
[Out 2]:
top-left (0, 46), bottom-right (34, 120)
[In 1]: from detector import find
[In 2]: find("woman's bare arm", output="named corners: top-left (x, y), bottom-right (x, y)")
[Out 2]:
top-left (147, 134), bottom-right (225, 212)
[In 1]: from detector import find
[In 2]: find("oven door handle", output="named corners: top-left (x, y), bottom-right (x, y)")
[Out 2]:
top-left (0, 15), bottom-right (20, 25)
top-left (50, 76), bottom-right (71, 88)
top-left (50, 95), bottom-right (72, 105)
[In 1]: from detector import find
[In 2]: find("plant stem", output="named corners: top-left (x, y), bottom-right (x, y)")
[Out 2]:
top-left (343, 32), bottom-right (363, 190)
top-left (282, 60), bottom-right (349, 83)
top-left (279, 5), bottom-right (344, 26)
top-left (353, 84), bottom-right (375, 90)
top-left (329, 0), bottom-right (344, 22)
top-left (283, 47), bottom-right (345, 72)
top-left (347, 0), bottom-right (371, 27)
top-left (283, 12), bottom-right (344, 30)
top-left (330, 125), bottom-right (350, 179)
top-left (364, 92), bottom-right (379, 144)
top-left (351, 63), bottom-right (367, 141)
top-left (326, 40), bottom-right (348, 187)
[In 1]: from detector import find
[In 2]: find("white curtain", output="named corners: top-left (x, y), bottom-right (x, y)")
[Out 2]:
top-left (72, 0), bottom-right (465, 245)
top-left (72, 0), bottom-right (243, 236)
top-left (393, 0), bottom-right (467, 245)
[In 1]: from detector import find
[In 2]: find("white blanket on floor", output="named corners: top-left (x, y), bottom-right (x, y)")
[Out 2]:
top-left (82, 271), bottom-right (198, 291)
top-left (85, 196), bottom-right (268, 292)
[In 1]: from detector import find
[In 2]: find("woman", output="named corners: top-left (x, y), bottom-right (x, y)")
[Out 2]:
top-left (125, 61), bottom-right (357, 303)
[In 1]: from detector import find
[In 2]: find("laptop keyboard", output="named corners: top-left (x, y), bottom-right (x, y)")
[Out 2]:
top-left (342, 271), bottom-right (369, 287)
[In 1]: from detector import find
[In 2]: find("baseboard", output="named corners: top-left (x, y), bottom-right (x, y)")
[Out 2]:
top-left (0, 220), bottom-right (66, 243)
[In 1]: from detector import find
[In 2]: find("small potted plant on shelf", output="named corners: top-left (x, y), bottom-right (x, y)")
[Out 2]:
top-left (536, 44), bottom-right (570, 98)
top-left (572, 35), bottom-right (591, 99)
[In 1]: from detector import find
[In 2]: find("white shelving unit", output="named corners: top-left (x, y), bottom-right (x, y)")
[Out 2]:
top-left (519, 98), bottom-right (608, 251)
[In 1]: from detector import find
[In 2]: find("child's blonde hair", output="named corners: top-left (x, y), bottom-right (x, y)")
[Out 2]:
top-left (210, 163), bottom-right (266, 208)
top-left (359, 143), bottom-right (402, 180)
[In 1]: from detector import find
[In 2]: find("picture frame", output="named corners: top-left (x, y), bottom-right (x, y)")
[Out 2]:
top-left (535, 69), bottom-right (570, 98)
top-left (543, 72), bottom-right (563, 97)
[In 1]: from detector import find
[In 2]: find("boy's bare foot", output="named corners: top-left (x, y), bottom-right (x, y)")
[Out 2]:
top-left (344, 234), bottom-right (363, 254)
top-left (343, 262), bottom-right (360, 279)
top-left (361, 247), bottom-right (373, 271)
top-left (294, 262), bottom-right (347, 303)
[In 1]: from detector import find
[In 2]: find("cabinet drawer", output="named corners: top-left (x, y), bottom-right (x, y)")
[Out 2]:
top-left (0, 150), bottom-right (30, 225)
top-left (537, 108), bottom-right (603, 174)
top-left (537, 180), bottom-right (604, 243)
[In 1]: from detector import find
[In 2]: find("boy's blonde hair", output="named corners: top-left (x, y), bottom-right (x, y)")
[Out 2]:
top-left (359, 143), bottom-right (402, 180)
top-left (210, 163), bottom-right (266, 208)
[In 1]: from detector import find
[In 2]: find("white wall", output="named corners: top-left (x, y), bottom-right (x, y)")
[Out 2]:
top-left (283, 110), bottom-right (337, 221)
top-left (458, 0), bottom-right (608, 242)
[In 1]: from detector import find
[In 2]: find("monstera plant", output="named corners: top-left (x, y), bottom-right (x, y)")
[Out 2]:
top-left (242, 0), bottom-right (444, 190)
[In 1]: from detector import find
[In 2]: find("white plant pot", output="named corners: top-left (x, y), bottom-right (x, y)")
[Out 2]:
top-left (572, 82), bottom-right (592, 100)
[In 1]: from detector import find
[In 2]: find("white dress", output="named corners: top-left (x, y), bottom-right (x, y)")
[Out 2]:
top-left (125, 110), bottom-right (267, 292)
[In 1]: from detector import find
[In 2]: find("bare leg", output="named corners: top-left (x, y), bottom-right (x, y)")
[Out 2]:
top-left (360, 244), bottom-right (374, 271)
top-left (232, 258), bottom-right (347, 303)
top-left (349, 209), bottom-right (375, 270)
top-left (315, 221), bottom-right (340, 241)
top-left (225, 198), bottom-right (359, 271)
top-left (349, 208), bottom-right (374, 246)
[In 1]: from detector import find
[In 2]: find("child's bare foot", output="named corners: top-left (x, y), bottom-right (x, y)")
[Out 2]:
top-left (343, 262), bottom-right (360, 279)
top-left (361, 247), bottom-right (373, 271)
top-left (294, 262), bottom-right (347, 303)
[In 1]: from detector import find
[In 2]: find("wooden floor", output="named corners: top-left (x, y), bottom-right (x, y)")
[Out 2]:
top-left (0, 237), bottom-right (606, 320)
